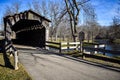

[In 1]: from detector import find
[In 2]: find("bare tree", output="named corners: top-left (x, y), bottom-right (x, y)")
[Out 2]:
top-left (32, 0), bottom-right (41, 14)
top-left (4, 1), bottom-right (21, 16)
top-left (108, 17), bottom-right (120, 39)
top-left (13, 2), bottom-right (21, 14)
top-left (32, 0), bottom-right (51, 17)
top-left (57, 16), bottom-right (70, 41)
top-left (64, 0), bottom-right (79, 42)
top-left (4, 5), bottom-right (14, 16)
top-left (82, 3), bottom-right (99, 42)
top-left (64, 0), bottom-right (90, 42)
top-left (49, 1), bottom-right (66, 41)
top-left (32, 0), bottom-right (66, 41)
top-left (31, 0), bottom-right (95, 42)
top-left (108, 0), bottom-right (120, 39)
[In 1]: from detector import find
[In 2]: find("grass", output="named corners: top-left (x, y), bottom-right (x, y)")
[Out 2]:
top-left (0, 53), bottom-right (32, 80)
top-left (63, 50), bottom-right (80, 55)
top-left (62, 51), bottom-right (120, 68)
top-left (113, 56), bottom-right (120, 60)
top-left (113, 39), bottom-right (120, 44)
top-left (85, 57), bottom-right (120, 68)
top-left (94, 54), bottom-right (120, 61)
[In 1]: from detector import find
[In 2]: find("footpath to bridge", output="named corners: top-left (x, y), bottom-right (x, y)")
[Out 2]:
top-left (17, 47), bottom-right (120, 80)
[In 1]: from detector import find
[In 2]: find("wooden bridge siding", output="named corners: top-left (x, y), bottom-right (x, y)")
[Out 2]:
top-left (27, 12), bottom-right (50, 43)
top-left (4, 10), bottom-right (50, 48)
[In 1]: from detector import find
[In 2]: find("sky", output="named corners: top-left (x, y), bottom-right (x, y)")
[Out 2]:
top-left (90, 0), bottom-right (118, 26)
top-left (0, 0), bottom-right (119, 30)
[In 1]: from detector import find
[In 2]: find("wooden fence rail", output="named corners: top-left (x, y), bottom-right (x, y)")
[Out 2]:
top-left (45, 41), bottom-right (106, 53)
top-left (46, 41), bottom-right (120, 55)
top-left (45, 41), bottom-right (80, 53)
top-left (83, 46), bottom-right (120, 55)
top-left (45, 41), bottom-right (120, 64)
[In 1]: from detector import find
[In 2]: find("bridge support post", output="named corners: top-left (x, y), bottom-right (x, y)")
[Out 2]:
top-left (14, 51), bottom-right (18, 70)
top-left (45, 27), bottom-right (49, 50)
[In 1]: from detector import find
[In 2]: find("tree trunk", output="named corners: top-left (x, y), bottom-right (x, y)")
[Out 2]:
top-left (55, 34), bottom-right (58, 41)
top-left (73, 35), bottom-right (77, 42)
top-left (92, 32), bottom-right (93, 42)
top-left (87, 31), bottom-right (90, 43)
top-left (51, 35), bottom-right (53, 41)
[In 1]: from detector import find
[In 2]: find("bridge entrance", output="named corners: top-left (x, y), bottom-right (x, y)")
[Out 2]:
top-left (4, 10), bottom-right (50, 50)
top-left (12, 19), bottom-right (46, 47)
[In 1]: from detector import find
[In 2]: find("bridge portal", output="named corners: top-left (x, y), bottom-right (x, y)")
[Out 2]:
top-left (4, 10), bottom-right (51, 49)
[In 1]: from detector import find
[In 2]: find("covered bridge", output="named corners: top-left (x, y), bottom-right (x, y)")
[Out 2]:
top-left (4, 10), bottom-right (51, 48)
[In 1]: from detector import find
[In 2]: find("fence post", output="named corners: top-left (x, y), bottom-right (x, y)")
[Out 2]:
top-left (82, 53), bottom-right (85, 59)
top-left (103, 44), bottom-right (106, 55)
top-left (59, 43), bottom-right (61, 53)
top-left (76, 42), bottom-right (78, 50)
top-left (80, 41), bottom-right (83, 53)
top-left (67, 42), bottom-right (69, 52)
top-left (94, 45), bottom-right (98, 54)
top-left (45, 41), bottom-right (49, 50)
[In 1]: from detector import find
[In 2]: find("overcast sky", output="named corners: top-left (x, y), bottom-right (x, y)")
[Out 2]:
top-left (0, 0), bottom-right (119, 30)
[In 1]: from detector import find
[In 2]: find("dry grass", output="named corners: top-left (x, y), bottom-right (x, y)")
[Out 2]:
top-left (114, 39), bottom-right (120, 44)
top-left (85, 57), bottom-right (120, 68)
top-left (0, 53), bottom-right (32, 80)
top-left (63, 52), bottom-right (120, 68)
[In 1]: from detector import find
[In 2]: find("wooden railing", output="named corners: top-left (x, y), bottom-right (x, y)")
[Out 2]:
top-left (45, 41), bottom-right (80, 53)
top-left (46, 41), bottom-right (120, 55)
top-left (45, 41), bottom-right (106, 53)
top-left (46, 41), bottom-right (120, 64)
top-left (83, 42), bottom-right (120, 56)
top-left (83, 46), bottom-right (120, 55)
top-left (83, 42), bottom-right (106, 54)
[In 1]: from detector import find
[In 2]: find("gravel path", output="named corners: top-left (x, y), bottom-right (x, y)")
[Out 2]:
top-left (18, 49), bottom-right (120, 80)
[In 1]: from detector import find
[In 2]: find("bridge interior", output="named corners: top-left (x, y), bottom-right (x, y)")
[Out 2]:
top-left (12, 19), bottom-right (45, 47)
